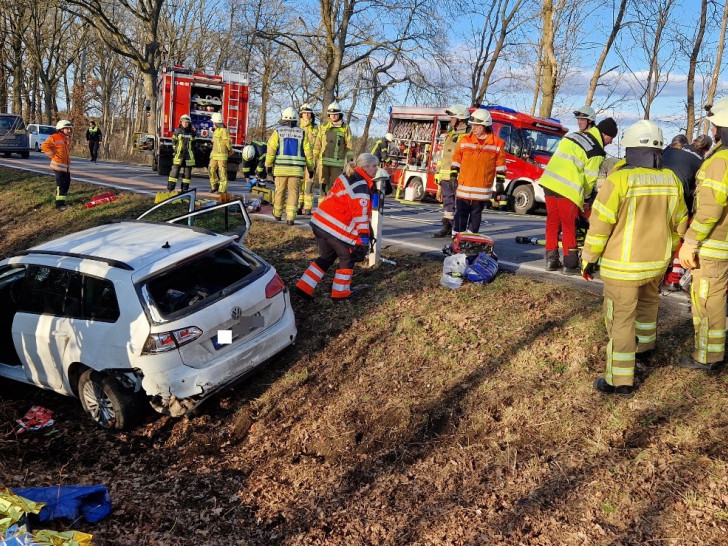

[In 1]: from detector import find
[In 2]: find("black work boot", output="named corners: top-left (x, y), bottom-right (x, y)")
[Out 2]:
top-left (593, 377), bottom-right (634, 398)
top-left (433, 218), bottom-right (453, 238)
top-left (676, 356), bottom-right (722, 371)
top-left (181, 183), bottom-right (190, 192)
top-left (545, 250), bottom-right (562, 271)
top-left (563, 248), bottom-right (580, 275)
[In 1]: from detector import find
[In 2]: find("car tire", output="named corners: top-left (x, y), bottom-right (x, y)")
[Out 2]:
top-left (78, 369), bottom-right (145, 430)
top-left (34, 143), bottom-right (40, 152)
top-left (409, 177), bottom-right (425, 201)
top-left (21, 151), bottom-right (29, 159)
top-left (3, 152), bottom-right (10, 158)
top-left (511, 184), bottom-right (535, 215)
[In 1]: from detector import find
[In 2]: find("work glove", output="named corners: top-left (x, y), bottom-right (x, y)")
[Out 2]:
top-left (436, 183), bottom-right (443, 202)
top-left (678, 241), bottom-right (698, 269)
top-left (581, 260), bottom-right (596, 281)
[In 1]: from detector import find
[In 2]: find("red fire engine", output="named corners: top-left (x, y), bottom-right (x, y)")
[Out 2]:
top-left (134, 65), bottom-right (249, 180)
top-left (386, 105), bottom-right (567, 214)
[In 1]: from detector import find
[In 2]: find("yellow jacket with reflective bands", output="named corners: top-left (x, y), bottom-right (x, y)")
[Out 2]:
top-left (683, 146), bottom-right (728, 260)
top-left (265, 125), bottom-right (314, 178)
top-left (436, 126), bottom-right (469, 182)
top-left (582, 165), bottom-right (688, 283)
top-left (538, 126), bottom-right (605, 209)
top-left (314, 121), bottom-right (353, 167)
top-left (210, 126), bottom-right (232, 160)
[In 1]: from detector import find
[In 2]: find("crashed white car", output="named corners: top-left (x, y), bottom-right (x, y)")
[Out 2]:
top-left (0, 191), bottom-right (296, 429)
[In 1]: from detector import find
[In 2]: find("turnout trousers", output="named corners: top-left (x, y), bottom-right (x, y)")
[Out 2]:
top-left (296, 225), bottom-right (355, 299)
top-left (441, 179), bottom-right (457, 220)
top-left (168, 164), bottom-right (192, 191)
top-left (54, 170), bottom-right (71, 208)
top-left (689, 257), bottom-right (728, 364)
top-left (545, 194), bottom-right (580, 269)
top-left (602, 276), bottom-right (661, 387)
top-left (298, 168), bottom-right (316, 211)
top-left (273, 176), bottom-right (301, 220)
top-left (209, 159), bottom-right (228, 192)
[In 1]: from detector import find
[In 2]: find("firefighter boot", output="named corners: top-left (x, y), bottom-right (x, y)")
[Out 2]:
top-left (433, 218), bottom-right (453, 238)
top-left (545, 250), bottom-right (562, 271)
top-left (181, 183), bottom-right (190, 193)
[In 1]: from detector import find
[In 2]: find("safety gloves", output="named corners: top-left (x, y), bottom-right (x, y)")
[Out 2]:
top-left (581, 260), bottom-right (596, 281)
top-left (678, 241), bottom-right (697, 269)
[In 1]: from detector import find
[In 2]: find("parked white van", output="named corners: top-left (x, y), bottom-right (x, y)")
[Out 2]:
top-left (27, 123), bottom-right (57, 151)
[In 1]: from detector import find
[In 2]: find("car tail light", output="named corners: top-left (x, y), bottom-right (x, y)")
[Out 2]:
top-left (142, 326), bottom-right (203, 354)
top-left (265, 273), bottom-right (285, 298)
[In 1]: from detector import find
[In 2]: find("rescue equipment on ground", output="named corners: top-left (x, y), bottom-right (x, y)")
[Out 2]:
top-left (85, 191), bottom-right (118, 208)
top-left (443, 232), bottom-right (496, 258)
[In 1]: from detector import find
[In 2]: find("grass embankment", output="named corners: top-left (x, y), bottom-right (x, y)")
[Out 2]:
top-left (1, 166), bottom-right (727, 544)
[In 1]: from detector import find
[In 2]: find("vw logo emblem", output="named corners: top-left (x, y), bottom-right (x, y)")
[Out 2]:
top-left (231, 306), bottom-right (243, 320)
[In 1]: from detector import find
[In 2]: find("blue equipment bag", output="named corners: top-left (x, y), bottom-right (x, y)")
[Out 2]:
top-left (464, 252), bottom-right (499, 284)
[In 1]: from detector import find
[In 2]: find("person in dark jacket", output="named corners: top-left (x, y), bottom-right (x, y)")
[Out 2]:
top-left (86, 121), bottom-right (102, 162)
top-left (241, 141), bottom-right (268, 180)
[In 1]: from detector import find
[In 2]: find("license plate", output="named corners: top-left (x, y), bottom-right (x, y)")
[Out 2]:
top-left (211, 315), bottom-right (264, 349)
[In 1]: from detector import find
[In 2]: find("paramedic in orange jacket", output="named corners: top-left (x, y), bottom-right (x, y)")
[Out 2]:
top-left (450, 108), bottom-right (506, 234)
top-left (295, 153), bottom-right (378, 301)
top-left (41, 119), bottom-right (73, 211)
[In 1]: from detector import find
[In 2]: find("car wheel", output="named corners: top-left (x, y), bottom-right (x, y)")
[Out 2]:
top-left (409, 177), bottom-right (425, 201)
top-left (512, 184), bottom-right (535, 215)
top-left (34, 143), bottom-right (40, 152)
top-left (21, 151), bottom-right (29, 159)
top-left (78, 369), bottom-right (144, 430)
top-left (2, 152), bottom-right (10, 158)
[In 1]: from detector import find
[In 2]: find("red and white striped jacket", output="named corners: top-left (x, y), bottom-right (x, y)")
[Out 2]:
top-left (310, 168), bottom-right (373, 245)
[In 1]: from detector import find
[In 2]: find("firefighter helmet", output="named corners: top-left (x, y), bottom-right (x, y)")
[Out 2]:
top-left (445, 104), bottom-right (470, 120)
top-left (299, 103), bottom-right (314, 115)
top-left (573, 105), bottom-right (596, 121)
top-left (327, 101), bottom-right (342, 115)
top-left (469, 109), bottom-right (493, 127)
top-left (281, 107), bottom-right (297, 121)
top-left (242, 145), bottom-right (256, 161)
top-left (622, 120), bottom-right (664, 149)
top-left (706, 97), bottom-right (728, 127)
top-left (179, 114), bottom-right (192, 124)
top-left (55, 119), bottom-right (72, 131)
top-left (211, 112), bottom-right (223, 124)
top-left (385, 132), bottom-right (394, 142)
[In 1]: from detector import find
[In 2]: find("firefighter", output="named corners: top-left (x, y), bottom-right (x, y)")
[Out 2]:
top-left (450, 108), bottom-right (506, 234)
top-left (298, 103), bottom-right (319, 215)
top-left (371, 133), bottom-right (393, 165)
top-left (208, 112), bottom-right (232, 194)
top-left (41, 119), bottom-right (73, 211)
top-left (168, 114), bottom-right (195, 192)
top-left (295, 153), bottom-right (378, 301)
top-left (314, 101), bottom-right (353, 206)
top-left (433, 104), bottom-right (470, 237)
top-left (539, 114), bottom-right (618, 274)
top-left (574, 105), bottom-right (596, 132)
top-left (582, 120), bottom-right (688, 397)
top-left (265, 107), bottom-right (315, 225)
top-left (242, 141), bottom-right (267, 180)
top-left (677, 97), bottom-right (728, 371)
top-left (86, 120), bottom-right (102, 162)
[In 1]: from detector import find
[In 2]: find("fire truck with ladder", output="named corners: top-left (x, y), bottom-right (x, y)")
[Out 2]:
top-left (134, 65), bottom-right (249, 180)
top-left (386, 105), bottom-right (567, 214)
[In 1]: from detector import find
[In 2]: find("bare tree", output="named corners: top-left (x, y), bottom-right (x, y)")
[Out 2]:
top-left (0, 1), bottom-right (30, 116)
top-left (683, 0), bottom-right (708, 136)
top-left (585, 0), bottom-right (628, 105)
top-left (703, 0), bottom-right (728, 133)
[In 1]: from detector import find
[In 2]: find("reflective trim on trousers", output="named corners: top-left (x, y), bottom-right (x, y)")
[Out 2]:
top-left (296, 262), bottom-right (326, 295)
top-left (331, 268), bottom-right (353, 298)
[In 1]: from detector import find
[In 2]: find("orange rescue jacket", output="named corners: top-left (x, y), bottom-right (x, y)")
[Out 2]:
top-left (451, 132), bottom-right (506, 201)
top-left (41, 132), bottom-right (71, 172)
top-left (310, 168), bottom-right (373, 246)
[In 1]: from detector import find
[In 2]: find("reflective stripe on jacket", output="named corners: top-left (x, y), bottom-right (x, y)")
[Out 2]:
top-left (300, 118), bottom-right (318, 149)
top-left (437, 126), bottom-right (469, 182)
top-left (210, 126), bottom-right (232, 160)
top-left (242, 141), bottom-right (267, 177)
top-left (315, 121), bottom-right (353, 167)
top-left (265, 125), bottom-right (314, 178)
top-left (310, 168), bottom-right (373, 245)
top-left (539, 126), bottom-right (605, 209)
top-left (172, 129), bottom-right (195, 166)
top-left (41, 132), bottom-right (70, 172)
top-left (451, 132), bottom-right (506, 201)
top-left (684, 146), bottom-right (728, 260)
top-left (582, 165), bottom-right (688, 282)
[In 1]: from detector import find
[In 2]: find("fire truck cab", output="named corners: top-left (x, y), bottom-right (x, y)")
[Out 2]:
top-left (386, 105), bottom-right (567, 214)
top-left (134, 65), bottom-right (249, 181)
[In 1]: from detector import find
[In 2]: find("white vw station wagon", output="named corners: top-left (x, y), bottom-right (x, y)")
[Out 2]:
top-left (0, 191), bottom-right (296, 429)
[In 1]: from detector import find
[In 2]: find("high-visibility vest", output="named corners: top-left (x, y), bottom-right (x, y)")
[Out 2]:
top-left (265, 125), bottom-right (314, 177)
top-left (451, 132), bottom-right (506, 201)
top-left (539, 126), bottom-right (605, 209)
top-left (310, 168), bottom-right (373, 245)
top-left (684, 146), bottom-right (728, 260)
top-left (316, 121), bottom-right (353, 167)
top-left (41, 132), bottom-right (70, 172)
top-left (583, 165), bottom-right (688, 282)
top-left (210, 126), bottom-right (232, 160)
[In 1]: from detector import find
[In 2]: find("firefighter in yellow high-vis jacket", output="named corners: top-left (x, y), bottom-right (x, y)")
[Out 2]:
top-left (582, 120), bottom-right (688, 397)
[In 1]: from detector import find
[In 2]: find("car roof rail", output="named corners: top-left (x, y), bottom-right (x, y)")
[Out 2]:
top-left (16, 250), bottom-right (134, 271)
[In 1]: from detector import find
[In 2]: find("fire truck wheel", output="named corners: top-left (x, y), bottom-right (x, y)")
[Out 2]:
top-left (409, 177), bottom-right (425, 201)
top-left (152, 154), bottom-right (158, 172)
top-left (511, 184), bottom-right (535, 215)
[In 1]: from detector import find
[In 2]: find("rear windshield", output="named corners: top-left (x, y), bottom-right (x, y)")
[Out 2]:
top-left (138, 244), bottom-right (266, 322)
top-left (39, 126), bottom-right (56, 135)
top-left (0, 116), bottom-right (22, 131)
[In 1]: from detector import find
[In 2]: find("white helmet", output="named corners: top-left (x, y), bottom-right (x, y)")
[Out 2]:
top-left (573, 105), bottom-right (596, 122)
top-left (299, 103), bottom-right (314, 115)
top-left (373, 167), bottom-right (390, 182)
top-left (469, 109), bottom-right (493, 126)
top-left (211, 112), bottom-right (223, 124)
top-left (281, 107), bottom-right (297, 121)
top-left (622, 120), bottom-right (664, 149)
top-left (56, 119), bottom-right (72, 130)
top-left (327, 101), bottom-right (342, 114)
top-left (242, 145), bottom-right (256, 161)
top-left (385, 132), bottom-right (394, 142)
top-left (445, 104), bottom-right (470, 120)
top-left (706, 97), bottom-right (728, 127)
top-left (179, 114), bottom-right (192, 123)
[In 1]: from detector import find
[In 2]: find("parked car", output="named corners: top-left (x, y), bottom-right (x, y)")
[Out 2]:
top-left (27, 123), bottom-right (57, 151)
top-left (0, 113), bottom-right (30, 158)
top-left (0, 191), bottom-right (297, 430)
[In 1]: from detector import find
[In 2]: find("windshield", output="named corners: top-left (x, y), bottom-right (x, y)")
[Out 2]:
top-left (39, 126), bottom-right (56, 135)
top-left (520, 129), bottom-right (562, 155)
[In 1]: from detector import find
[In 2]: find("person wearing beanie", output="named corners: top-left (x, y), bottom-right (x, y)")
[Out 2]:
top-left (582, 120), bottom-right (687, 398)
top-left (538, 109), bottom-right (618, 274)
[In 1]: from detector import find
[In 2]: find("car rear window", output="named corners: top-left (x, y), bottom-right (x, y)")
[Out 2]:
top-left (139, 244), bottom-right (265, 321)
top-left (0, 116), bottom-right (20, 131)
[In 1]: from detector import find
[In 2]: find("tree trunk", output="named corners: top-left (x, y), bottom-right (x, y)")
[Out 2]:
top-left (585, 0), bottom-right (627, 105)
top-left (538, 0), bottom-right (557, 118)
top-left (686, 0), bottom-right (707, 137)
top-left (704, 0), bottom-right (728, 133)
